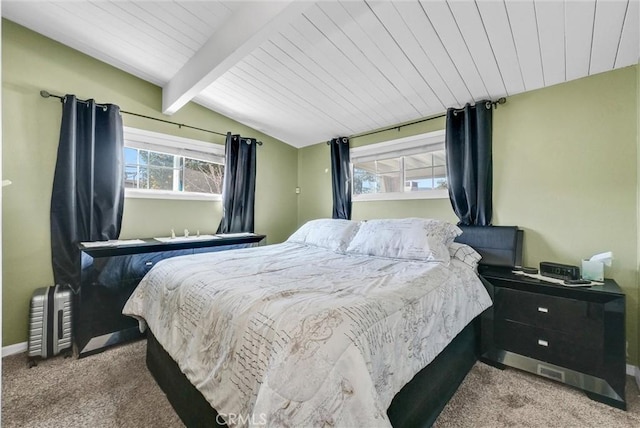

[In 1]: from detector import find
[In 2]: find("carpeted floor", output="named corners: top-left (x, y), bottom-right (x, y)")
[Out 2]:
top-left (434, 362), bottom-right (640, 428)
top-left (2, 340), bottom-right (639, 427)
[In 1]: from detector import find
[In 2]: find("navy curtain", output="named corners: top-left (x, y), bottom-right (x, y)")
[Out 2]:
top-left (445, 101), bottom-right (493, 226)
top-left (330, 137), bottom-right (351, 220)
top-left (217, 132), bottom-right (257, 233)
top-left (50, 95), bottom-right (125, 289)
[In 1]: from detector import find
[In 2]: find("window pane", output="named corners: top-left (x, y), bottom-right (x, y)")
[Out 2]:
top-left (148, 152), bottom-right (173, 167)
top-left (124, 147), bottom-right (139, 189)
top-left (183, 158), bottom-right (224, 194)
top-left (432, 165), bottom-right (447, 178)
top-left (355, 160), bottom-right (377, 173)
top-left (135, 166), bottom-right (149, 189)
top-left (405, 153), bottom-right (432, 168)
top-left (353, 167), bottom-right (378, 194)
top-left (433, 165), bottom-right (448, 189)
top-left (403, 152), bottom-right (448, 191)
top-left (124, 166), bottom-right (139, 188)
top-left (353, 157), bottom-right (401, 195)
top-left (375, 157), bottom-right (400, 173)
top-left (405, 166), bottom-right (432, 181)
top-left (405, 167), bottom-right (434, 191)
top-left (435, 178), bottom-right (448, 189)
top-left (139, 150), bottom-right (149, 165)
top-left (432, 151), bottom-right (446, 166)
top-left (378, 172), bottom-right (401, 192)
top-left (148, 166), bottom-right (174, 190)
top-left (124, 147), bottom-right (138, 165)
top-left (405, 153), bottom-right (433, 191)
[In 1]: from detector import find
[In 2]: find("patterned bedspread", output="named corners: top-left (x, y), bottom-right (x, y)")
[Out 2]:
top-left (123, 242), bottom-right (491, 427)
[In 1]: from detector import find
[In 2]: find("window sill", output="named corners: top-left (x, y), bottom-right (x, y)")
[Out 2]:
top-left (353, 189), bottom-right (449, 202)
top-left (125, 189), bottom-right (222, 202)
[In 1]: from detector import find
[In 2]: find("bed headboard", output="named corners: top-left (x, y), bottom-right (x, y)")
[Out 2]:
top-left (454, 225), bottom-right (523, 268)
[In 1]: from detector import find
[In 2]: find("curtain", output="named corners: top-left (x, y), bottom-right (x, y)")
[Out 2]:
top-left (217, 132), bottom-right (257, 233)
top-left (330, 137), bottom-right (351, 220)
top-left (50, 95), bottom-right (125, 289)
top-left (445, 100), bottom-right (493, 226)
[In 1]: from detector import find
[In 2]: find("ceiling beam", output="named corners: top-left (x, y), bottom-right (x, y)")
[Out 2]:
top-left (162, 0), bottom-right (312, 115)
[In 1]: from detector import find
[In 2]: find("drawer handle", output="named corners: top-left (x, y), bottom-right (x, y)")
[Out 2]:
top-left (145, 261), bottom-right (153, 266)
top-left (537, 307), bottom-right (548, 313)
top-left (538, 339), bottom-right (549, 347)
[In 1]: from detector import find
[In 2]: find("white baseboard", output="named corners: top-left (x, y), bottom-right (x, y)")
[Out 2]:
top-left (2, 341), bottom-right (27, 358)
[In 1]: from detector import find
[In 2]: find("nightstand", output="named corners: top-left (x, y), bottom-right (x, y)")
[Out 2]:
top-left (479, 267), bottom-right (626, 410)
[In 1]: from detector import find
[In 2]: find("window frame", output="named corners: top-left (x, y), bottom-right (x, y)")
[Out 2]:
top-left (350, 129), bottom-right (448, 202)
top-left (123, 127), bottom-right (225, 202)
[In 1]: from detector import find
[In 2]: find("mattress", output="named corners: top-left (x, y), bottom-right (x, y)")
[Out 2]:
top-left (123, 242), bottom-right (491, 427)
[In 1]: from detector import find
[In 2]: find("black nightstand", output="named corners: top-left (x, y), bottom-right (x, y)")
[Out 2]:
top-left (479, 267), bottom-right (626, 410)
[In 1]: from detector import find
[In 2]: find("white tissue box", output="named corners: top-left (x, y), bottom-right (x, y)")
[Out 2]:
top-left (582, 259), bottom-right (604, 281)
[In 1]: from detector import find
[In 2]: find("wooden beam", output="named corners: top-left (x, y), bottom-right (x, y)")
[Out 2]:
top-left (162, 0), bottom-right (312, 115)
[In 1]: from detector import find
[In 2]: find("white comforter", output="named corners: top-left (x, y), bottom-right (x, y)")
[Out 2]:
top-left (123, 243), bottom-right (491, 427)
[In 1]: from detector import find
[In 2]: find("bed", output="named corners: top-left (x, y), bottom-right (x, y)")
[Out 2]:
top-left (123, 218), bottom-right (522, 427)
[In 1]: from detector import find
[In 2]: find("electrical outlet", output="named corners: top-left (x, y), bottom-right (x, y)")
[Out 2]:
top-left (295, 187), bottom-right (300, 194)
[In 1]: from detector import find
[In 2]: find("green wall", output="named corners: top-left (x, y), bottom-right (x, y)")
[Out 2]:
top-left (1, 20), bottom-right (298, 346)
top-left (298, 66), bottom-right (639, 365)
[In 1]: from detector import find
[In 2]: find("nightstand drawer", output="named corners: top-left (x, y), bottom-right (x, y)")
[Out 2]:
top-left (495, 320), bottom-right (603, 374)
top-left (494, 288), bottom-right (603, 337)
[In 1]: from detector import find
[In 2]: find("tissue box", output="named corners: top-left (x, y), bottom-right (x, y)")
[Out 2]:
top-left (582, 259), bottom-right (604, 281)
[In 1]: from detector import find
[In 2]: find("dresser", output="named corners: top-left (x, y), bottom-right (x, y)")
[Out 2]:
top-left (75, 234), bottom-right (265, 358)
top-left (479, 267), bottom-right (626, 410)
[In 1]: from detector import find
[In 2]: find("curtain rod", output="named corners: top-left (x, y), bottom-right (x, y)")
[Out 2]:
top-left (40, 90), bottom-right (263, 145)
top-left (327, 97), bottom-right (507, 144)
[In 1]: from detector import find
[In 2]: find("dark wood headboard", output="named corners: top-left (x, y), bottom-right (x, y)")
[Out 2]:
top-left (454, 225), bottom-right (523, 268)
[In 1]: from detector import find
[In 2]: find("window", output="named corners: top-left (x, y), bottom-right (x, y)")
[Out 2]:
top-left (123, 127), bottom-right (225, 201)
top-left (351, 130), bottom-right (448, 201)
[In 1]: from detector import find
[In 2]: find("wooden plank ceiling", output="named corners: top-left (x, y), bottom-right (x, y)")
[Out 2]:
top-left (3, 0), bottom-right (638, 148)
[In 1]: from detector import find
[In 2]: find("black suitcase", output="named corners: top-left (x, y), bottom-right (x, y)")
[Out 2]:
top-left (27, 284), bottom-right (72, 366)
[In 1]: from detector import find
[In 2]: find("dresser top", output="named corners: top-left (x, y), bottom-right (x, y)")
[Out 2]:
top-left (78, 233), bottom-right (266, 257)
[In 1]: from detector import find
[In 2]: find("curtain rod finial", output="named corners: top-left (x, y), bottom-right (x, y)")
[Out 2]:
top-left (489, 97), bottom-right (507, 109)
top-left (40, 90), bottom-right (50, 98)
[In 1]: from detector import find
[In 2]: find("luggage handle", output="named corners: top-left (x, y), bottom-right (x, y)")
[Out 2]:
top-left (58, 310), bottom-right (64, 339)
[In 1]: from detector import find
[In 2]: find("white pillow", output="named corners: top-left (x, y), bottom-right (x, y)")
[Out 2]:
top-left (449, 242), bottom-right (482, 270)
top-left (286, 219), bottom-right (361, 252)
top-left (345, 218), bottom-right (461, 261)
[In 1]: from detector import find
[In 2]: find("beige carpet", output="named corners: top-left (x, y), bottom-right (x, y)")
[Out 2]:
top-left (2, 340), bottom-right (639, 427)
top-left (2, 341), bottom-right (181, 427)
top-left (435, 362), bottom-right (640, 428)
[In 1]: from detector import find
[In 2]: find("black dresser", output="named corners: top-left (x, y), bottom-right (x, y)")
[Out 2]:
top-left (479, 267), bottom-right (626, 410)
top-left (75, 234), bottom-right (265, 358)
